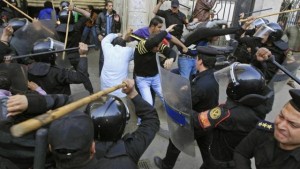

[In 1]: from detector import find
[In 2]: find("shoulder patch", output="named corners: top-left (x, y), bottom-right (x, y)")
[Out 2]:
top-left (256, 120), bottom-right (274, 132)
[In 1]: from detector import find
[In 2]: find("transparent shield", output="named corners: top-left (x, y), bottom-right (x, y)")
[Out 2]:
top-left (48, 37), bottom-right (72, 68)
top-left (268, 54), bottom-right (300, 92)
top-left (213, 64), bottom-right (232, 103)
top-left (156, 55), bottom-right (195, 156)
top-left (10, 20), bottom-right (58, 55)
top-left (253, 24), bottom-right (274, 39)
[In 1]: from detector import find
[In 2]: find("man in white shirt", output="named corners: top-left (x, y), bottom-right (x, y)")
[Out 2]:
top-left (100, 33), bottom-right (134, 97)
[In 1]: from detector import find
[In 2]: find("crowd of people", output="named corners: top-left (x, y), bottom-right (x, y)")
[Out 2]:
top-left (0, 0), bottom-right (300, 169)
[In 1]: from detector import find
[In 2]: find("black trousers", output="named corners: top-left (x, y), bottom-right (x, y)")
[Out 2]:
top-left (162, 130), bottom-right (213, 169)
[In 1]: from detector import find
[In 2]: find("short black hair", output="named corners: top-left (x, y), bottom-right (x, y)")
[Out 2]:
top-left (105, 0), bottom-right (113, 6)
top-left (44, 1), bottom-right (52, 8)
top-left (149, 17), bottom-right (163, 27)
top-left (197, 54), bottom-right (216, 69)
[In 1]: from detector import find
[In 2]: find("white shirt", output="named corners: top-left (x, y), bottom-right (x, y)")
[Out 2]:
top-left (100, 33), bottom-right (135, 97)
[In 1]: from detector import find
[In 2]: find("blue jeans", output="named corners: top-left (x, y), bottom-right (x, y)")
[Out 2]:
top-left (178, 55), bottom-right (197, 79)
top-left (135, 74), bottom-right (164, 106)
top-left (81, 26), bottom-right (99, 47)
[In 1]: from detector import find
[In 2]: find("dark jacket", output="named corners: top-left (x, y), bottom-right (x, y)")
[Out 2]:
top-left (235, 31), bottom-right (287, 81)
top-left (94, 95), bottom-right (160, 169)
top-left (28, 57), bottom-right (92, 95)
top-left (191, 69), bottom-right (219, 112)
top-left (0, 94), bottom-right (69, 169)
top-left (193, 87), bottom-right (274, 169)
top-left (234, 121), bottom-right (300, 169)
top-left (96, 9), bottom-right (121, 37)
top-left (134, 31), bottom-right (176, 77)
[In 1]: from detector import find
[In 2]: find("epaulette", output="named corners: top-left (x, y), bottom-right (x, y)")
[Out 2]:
top-left (256, 120), bottom-right (274, 132)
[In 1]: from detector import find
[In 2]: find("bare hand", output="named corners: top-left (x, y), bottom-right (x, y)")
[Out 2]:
top-left (166, 24), bottom-right (177, 32)
top-left (98, 34), bottom-right (104, 41)
top-left (182, 46), bottom-right (188, 53)
top-left (164, 58), bottom-right (174, 70)
top-left (117, 33), bottom-right (122, 37)
top-left (160, 0), bottom-right (166, 3)
top-left (256, 47), bottom-right (272, 62)
top-left (69, 2), bottom-right (75, 11)
top-left (6, 95), bottom-right (28, 117)
top-left (79, 42), bottom-right (88, 56)
top-left (28, 81), bottom-right (39, 91)
top-left (122, 79), bottom-right (138, 99)
top-left (127, 28), bottom-right (133, 34)
top-left (242, 16), bottom-right (255, 30)
top-left (114, 15), bottom-right (120, 22)
top-left (2, 25), bottom-right (13, 38)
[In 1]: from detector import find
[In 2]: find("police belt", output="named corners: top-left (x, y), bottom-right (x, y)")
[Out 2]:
top-left (179, 54), bottom-right (197, 59)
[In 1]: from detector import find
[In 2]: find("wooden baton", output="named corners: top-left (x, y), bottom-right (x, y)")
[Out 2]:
top-left (10, 83), bottom-right (127, 137)
top-left (240, 8), bottom-right (300, 22)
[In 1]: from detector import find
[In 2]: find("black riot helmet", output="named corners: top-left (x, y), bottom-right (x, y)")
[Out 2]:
top-left (266, 22), bottom-right (283, 42)
top-left (226, 63), bottom-right (266, 101)
top-left (56, 9), bottom-right (74, 32)
top-left (253, 22), bottom-right (283, 42)
top-left (8, 18), bottom-right (28, 31)
top-left (87, 96), bottom-right (130, 142)
top-left (32, 37), bottom-right (63, 65)
top-left (60, 1), bottom-right (69, 9)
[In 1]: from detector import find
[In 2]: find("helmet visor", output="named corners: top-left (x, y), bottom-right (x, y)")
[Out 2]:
top-left (252, 18), bottom-right (267, 28)
top-left (253, 24), bottom-right (274, 39)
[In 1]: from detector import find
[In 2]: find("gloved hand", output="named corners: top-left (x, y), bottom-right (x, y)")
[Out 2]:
top-left (196, 105), bottom-right (230, 129)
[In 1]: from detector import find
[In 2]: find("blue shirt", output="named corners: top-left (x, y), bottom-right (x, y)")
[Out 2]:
top-left (106, 13), bottom-right (113, 35)
top-left (133, 26), bottom-right (172, 40)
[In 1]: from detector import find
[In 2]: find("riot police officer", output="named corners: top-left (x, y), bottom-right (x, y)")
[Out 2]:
top-left (47, 79), bottom-right (160, 169)
top-left (194, 63), bottom-right (274, 168)
top-left (236, 22), bottom-right (288, 81)
top-left (27, 38), bottom-right (93, 95)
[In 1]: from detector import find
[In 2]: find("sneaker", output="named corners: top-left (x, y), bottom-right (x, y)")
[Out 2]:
top-left (287, 80), bottom-right (296, 88)
top-left (154, 156), bottom-right (164, 169)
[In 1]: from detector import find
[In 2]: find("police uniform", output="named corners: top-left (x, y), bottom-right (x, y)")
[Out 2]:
top-left (235, 25), bottom-right (288, 81)
top-left (94, 95), bottom-right (160, 169)
top-left (0, 94), bottom-right (69, 169)
top-left (158, 46), bottom-right (219, 169)
top-left (28, 57), bottom-right (91, 95)
top-left (234, 121), bottom-right (300, 169)
top-left (208, 87), bottom-right (274, 168)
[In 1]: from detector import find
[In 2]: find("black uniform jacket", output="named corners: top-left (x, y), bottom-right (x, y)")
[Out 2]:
top-left (0, 94), bottom-right (69, 169)
top-left (210, 87), bottom-right (274, 162)
top-left (94, 95), bottom-right (160, 169)
top-left (28, 57), bottom-right (91, 95)
top-left (191, 69), bottom-right (219, 112)
top-left (234, 121), bottom-right (300, 169)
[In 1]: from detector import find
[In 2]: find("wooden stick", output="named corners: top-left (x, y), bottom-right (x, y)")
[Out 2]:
top-left (62, 1), bottom-right (72, 60)
top-left (2, 0), bottom-right (55, 35)
top-left (10, 83), bottom-right (127, 137)
top-left (240, 8), bottom-right (300, 22)
top-left (3, 0), bottom-right (33, 21)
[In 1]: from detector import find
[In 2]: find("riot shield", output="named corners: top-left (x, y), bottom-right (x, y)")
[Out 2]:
top-left (156, 55), bottom-right (195, 156)
top-left (47, 37), bottom-right (72, 68)
top-left (0, 63), bottom-right (27, 92)
top-left (10, 19), bottom-right (58, 55)
top-left (213, 65), bottom-right (231, 103)
top-left (268, 54), bottom-right (300, 92)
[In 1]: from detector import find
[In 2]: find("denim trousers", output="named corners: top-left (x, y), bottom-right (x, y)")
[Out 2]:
top-left (81, 26), bottom-right (99, 47)
top-left (178, 55), bottom-right (197, 79)
top-left (135, 74), bottom-right (164, 106)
